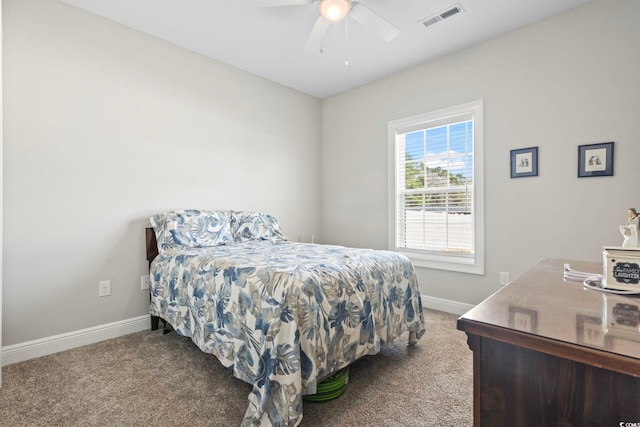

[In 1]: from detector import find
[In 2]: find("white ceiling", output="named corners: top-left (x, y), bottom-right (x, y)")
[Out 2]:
top-left (58, 0), bottom-right (593, 99)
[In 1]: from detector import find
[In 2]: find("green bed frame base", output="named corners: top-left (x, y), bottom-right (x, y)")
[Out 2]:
top-left (302, 367), bottom-right (350, 402)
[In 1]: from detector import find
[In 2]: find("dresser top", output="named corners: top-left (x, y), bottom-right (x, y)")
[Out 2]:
top-left (459, 258), bottom-right (640, 360)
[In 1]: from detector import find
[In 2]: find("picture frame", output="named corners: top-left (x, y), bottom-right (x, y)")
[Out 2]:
top-left (578, 141), bottom-right (614, 178)
top-left (508, 306), bottom-right (538, 333)
top-left (510, 147), bottom-right (538, 178)
top-left (576, 315), bottom-right (607, 348)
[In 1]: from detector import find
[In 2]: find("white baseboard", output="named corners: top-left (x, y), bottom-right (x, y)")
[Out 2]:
top-left (421, 295), bottom-right (475, 316)
top-left (1, 297), bottom-right (472, 367)
top-left (1, 315), bottom-right (151, 366)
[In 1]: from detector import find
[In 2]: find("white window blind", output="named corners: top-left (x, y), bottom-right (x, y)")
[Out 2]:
top-left (388, 100), bottom-right (484, 274)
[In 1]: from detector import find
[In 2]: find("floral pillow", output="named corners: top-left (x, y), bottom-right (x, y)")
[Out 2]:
top-left (230, 211), bottom-right (288, 242)
top-left (150, 209), bottom-right (233, 252)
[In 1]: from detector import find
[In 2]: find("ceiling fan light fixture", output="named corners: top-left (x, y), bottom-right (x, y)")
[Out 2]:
top-left (319, 0), bottom-right (351, 22)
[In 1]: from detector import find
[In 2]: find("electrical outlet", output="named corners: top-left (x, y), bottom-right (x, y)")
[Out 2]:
top-left (99, 280), bottom-right (111, 297)
top-left (141, 275), bottom-right (151, 290)
top-left (499, 272), bottom-right (510, 286)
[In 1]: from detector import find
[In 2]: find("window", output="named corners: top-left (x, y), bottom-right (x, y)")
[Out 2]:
top-left (388, 100), bottom-right (484, 274)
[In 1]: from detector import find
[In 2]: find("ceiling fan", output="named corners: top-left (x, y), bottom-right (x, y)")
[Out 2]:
top-left (257, 0), bottom-right (400, 53)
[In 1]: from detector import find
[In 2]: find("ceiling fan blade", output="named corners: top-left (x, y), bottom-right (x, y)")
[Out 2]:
top-left (256, 0), bottom-right (313, 6)
top-left (303, 16), bottom-right (332, 53)
top-left (349, 2), bottom-right (400, 42)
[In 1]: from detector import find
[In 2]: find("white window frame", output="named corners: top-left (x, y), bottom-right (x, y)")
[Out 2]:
top-left (388, 100), bottom-right (484, 274)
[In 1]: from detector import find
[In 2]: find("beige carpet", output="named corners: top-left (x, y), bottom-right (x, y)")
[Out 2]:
top-left (0, 309), bottom-right (472, 426)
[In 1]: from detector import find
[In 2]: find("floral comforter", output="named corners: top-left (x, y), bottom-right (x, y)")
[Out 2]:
top-left (149, 240), bottom-right (425, 426)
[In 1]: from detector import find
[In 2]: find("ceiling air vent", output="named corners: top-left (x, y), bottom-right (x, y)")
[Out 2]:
top-left (420, 3), bottom-right (464, 28)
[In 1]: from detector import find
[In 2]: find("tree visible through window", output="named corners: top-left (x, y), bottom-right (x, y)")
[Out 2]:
top-left (402, 121), bottom-right (473, 252)
top-left (388, 100), bottom-right (484, 274)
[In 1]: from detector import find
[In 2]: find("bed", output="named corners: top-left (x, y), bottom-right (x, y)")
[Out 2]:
top-left (146, 209), bottom-right (425, 426)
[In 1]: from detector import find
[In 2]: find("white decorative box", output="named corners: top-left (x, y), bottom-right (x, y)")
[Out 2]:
top-left (601, 295), bottom-right (640, 346)
top-left (602, 246), bottom-right (640, 291)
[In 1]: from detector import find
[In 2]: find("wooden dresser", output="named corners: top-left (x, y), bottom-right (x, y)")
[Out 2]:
top-left (457, 258), bottom-right (640, 427)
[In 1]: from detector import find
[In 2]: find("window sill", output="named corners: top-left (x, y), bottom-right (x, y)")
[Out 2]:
top-left (401, 251), bottom-right (484, 275)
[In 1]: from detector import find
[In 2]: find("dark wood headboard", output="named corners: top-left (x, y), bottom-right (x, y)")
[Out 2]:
top-left (146, 227), bottom-right (169, 332)
top-left (145, 227), bottom-right (159, 268)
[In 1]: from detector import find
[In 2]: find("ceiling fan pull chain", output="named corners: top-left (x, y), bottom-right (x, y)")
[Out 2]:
top-left (344, 15), bottom-right (349, 66)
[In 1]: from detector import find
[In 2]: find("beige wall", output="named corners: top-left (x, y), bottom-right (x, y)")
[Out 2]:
top-left (2, 0), bottom-right (321, 345)
top-left (0, 0), bottom-right (4, 378)
top-left (321, 0), bottom-right (640, 305)
top-left (3, 0), bottom-right (639, 348)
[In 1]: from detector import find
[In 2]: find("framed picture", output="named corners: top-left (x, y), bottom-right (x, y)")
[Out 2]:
top-left (508, 306), bottom-right (538, 333)
top-left (578, 141), bottom-right (614, 177)
top-left (576, 315), bottom-right (606, 348)
top-left (510, 147), bottom-right (538, 178)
